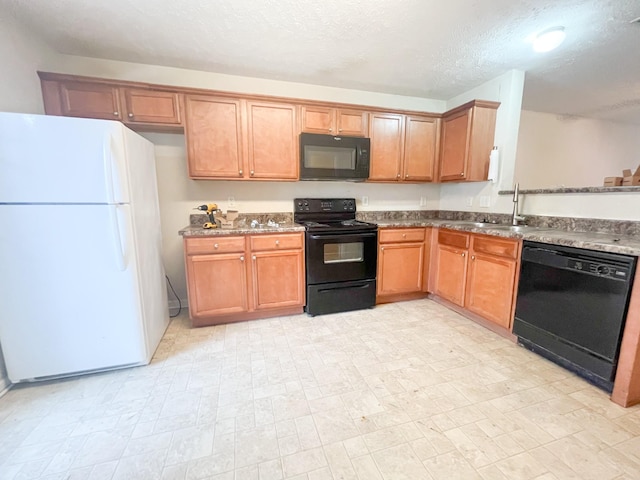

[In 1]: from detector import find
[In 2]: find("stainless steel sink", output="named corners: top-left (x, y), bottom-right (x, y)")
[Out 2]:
top-left (489, 225), bottom-right (533, 233)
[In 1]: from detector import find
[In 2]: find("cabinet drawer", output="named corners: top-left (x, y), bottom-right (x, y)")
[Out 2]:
top-left (250, 233), bottom-right (303, 251)
top-left (438, 229), bottom-right (470, 249)
top-left (379, 228), bottom-right (425, 243)
top-left (185, 236), bottom-right (245, 255)
top-left (472, 235), bottom-right (518, 259)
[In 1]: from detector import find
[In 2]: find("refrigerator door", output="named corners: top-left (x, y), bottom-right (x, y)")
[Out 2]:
top-left (0, 113), bottom-right (130, 204)
top-left (0, 203), bottom-right (146, 381)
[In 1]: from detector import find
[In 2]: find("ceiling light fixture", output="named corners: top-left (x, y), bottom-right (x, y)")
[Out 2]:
top-left (532, 26), bottom-right (566, 52)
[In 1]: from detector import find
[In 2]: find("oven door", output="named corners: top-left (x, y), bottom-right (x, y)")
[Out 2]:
top-left (306, 231), bottom-right (377, 284)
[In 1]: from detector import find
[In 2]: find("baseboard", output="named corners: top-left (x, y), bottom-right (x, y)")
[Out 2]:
top-left (168, 298), bottom-right (188, 315)
top-left (0, 381), bottom-right (11, 398)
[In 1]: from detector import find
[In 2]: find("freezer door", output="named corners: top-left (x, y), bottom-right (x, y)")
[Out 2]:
top-left (0, 204), bottom-right (147, 382)
top-left (0, 113), bottom-right (130, 204)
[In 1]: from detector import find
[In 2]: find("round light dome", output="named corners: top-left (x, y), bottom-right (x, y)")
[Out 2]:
top-left (532, 26), bottom-right (566, 52)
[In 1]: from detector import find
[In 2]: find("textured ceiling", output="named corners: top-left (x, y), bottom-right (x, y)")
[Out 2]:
top-left (3, 0), bottom-right (640, 123)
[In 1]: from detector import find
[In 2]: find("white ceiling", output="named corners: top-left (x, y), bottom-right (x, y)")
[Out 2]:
top-left (3, 0), bottom-right (640, 124)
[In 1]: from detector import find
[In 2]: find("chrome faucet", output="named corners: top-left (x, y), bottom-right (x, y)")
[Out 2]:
top-left (512, 182), bottom-right (526, 225)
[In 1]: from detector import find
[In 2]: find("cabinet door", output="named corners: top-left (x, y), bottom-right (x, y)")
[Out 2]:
top-left (252, 250), bottom-right (304, 309)
top-left (368, 113), bottom-right (404, 181)
top-left (59, 82), bottom-right (122, 121)
top-left (466, 252), bottom-right (517, 329)
top-left (434, 244), bottom-right (468, 306)
top-left (378, 243), bottom-right (424, 295)
top-left (403, 116), bottom-right (438, 182)
top-left (301, 105), bottom-right (334, 134)
top-left (123, 89), bottom-right (182, 126)
top-left (439, 107), bottom-right (471, 181)
top-left (246, 101), bottom-right (298, 180)
top-left (186, 253), bottom-right (249, 317)
top-left (336, 109), bottom-right (368, 136)
top-left (185, 95), bottom-right (244, 179)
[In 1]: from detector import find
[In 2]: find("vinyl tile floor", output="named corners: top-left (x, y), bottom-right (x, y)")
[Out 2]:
top-left (2, 299), bottom-right (640, 479)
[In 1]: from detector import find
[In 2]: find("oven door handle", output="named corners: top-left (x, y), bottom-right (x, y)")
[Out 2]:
top-left (309, 232), bottom-right (377, 241)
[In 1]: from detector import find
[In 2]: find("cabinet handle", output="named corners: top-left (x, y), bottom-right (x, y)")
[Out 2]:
top-left (128, 112), bottom-right (134, 118)
top-left (240, 255), bottom-right (245, 261)
top-left (461, 252), bottom-right (466, 257)
top-left (250, 170), bottom-right (254, 176)
top-left (239, 169), bottom-right (243, 176)
top-left (214, 243), bottom-right (219, 249)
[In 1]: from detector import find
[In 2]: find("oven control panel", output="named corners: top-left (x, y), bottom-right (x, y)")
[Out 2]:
top-left (294, 198), bottom-right (356, 213)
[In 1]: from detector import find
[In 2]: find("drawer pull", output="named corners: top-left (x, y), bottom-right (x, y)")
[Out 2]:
top-left (214, 243), bottom-right (219, 249)
top-left (275, 240), bottom-right (280, 245)
top-left (240, 255), bottom-right (244, 262)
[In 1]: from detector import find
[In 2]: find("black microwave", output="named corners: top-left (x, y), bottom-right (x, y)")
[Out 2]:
top-left (299, 133), bottom-right (370, 181)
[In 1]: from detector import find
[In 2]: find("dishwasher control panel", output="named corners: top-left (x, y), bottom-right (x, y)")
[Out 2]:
top-left (567, 259), bottom-right (627, 279)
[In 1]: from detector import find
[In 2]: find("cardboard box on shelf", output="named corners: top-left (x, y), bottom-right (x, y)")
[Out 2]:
top-left (623, 166), bottom-right (640, 186)
top-left (603, 176), bottom-right (623, 186)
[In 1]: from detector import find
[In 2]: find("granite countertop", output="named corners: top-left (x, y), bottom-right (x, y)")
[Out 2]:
top-left (179, 223), bottom-right (305, 237)
top-left (375, 219), bottom-right (640, 256)
top-left (180, 213), bottom-right (640, 256)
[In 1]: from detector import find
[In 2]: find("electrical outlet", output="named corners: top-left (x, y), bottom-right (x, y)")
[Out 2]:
top-left (466, 196), bottom-right (473, 207)
top-left (419, 196), bottom-right (427, 206)
top-left (361, 196), bottom-right (369, 206)
top-left (479, 196), bottom-right (491, 208)
top-left (228, 196), bottom-right (235, 207)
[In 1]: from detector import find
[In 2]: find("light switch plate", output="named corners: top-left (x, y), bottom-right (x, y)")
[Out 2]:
top-left (361, 196), bottom-right (369, 206)
top-left (466, 196), bottom-right (473, 207)
top-left (419, 196), bottom-right (427, 206)
top-left (479, 196), bottom-right (491, 208)
top-left (228, 196), bottom-right (236, 207)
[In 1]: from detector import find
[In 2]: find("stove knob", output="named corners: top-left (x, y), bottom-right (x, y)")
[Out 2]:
top-left (596, 265), bottom-right (610, 276)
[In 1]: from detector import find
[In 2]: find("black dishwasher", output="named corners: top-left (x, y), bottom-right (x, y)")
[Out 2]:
top-left (513, 241), bottom-right (636, 392)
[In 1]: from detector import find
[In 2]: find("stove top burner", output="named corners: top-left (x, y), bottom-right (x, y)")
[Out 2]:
top-left (293, 198), bottom-right (377, 233)
top-left (297, 219), bottom-right (377, 233)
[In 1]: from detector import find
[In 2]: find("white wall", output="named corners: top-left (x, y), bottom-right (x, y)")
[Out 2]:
top-left (438, 70), bottom-right (526, 214)
top-left (0, 15), bottom-right (58, 393)
top-left (0, 14), bottom-right (57, 113)
top-left (515, 110), bottom-right (640, 189)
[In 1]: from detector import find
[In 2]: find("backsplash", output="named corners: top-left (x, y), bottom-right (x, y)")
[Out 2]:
top-left (189, 212), bottom-right (294, 227)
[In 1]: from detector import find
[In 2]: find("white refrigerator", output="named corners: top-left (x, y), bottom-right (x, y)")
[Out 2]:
top-left (0, 112), bottom-right (170, 383)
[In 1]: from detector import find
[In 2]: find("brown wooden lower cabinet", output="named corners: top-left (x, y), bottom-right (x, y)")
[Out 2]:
top-left (184, 232), bottom-right (305, 326)
top-left (434, 229), bottom-right (520, 331)
top-left (377, 227), bottom-right (430, 302)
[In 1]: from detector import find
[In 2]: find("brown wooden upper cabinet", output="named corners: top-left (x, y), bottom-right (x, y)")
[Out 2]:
top-left (438, 100), bottom-right (500, 182)
top-left (369, 113), bottom-right (439, 182)
top-left (39, 73), bottom-right (183, 129)
top-left (300, 105), bottom-right (368, 136)
top-left (185, 95), bottom-right (298, 180)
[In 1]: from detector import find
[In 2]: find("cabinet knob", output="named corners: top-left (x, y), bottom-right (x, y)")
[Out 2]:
top-left (113, 112), bottom-right (119, 116)
top-left (471, 255), bottom-right (475, 260)
top-left (338, 128), bottom-right (342, 132)
top-left (461, 252), bottom-right (466, 257)
top-left (275, 240), bottom-right (280, 245)
top-left (128, 112), bottom-right (134, 118)
top-left (405, 174), bottom-right (409, 178)
top-left (381, 247), bottom-right (384, 251)
top-left (252, 255), bottom-right (256, 260)
top-left (329, 128), bottom-right (333, 132)
top-left (402, 233), bottom-right (406, 238)
top-left (460, 172), bottom-right (464, 177)
top-left (396, 174), bottom-right (400, 178)
top-left (240, 255), bottom-right (245, 262)
top-left (239, 169), bottom-right (243, 176)
top-left (214, 243), bottom-right (219, 249)
top-left (250, 170), bottom-right (254, 176)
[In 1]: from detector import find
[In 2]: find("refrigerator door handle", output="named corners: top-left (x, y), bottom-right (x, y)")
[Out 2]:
top-left (109, 204), bottom-right (126, 271)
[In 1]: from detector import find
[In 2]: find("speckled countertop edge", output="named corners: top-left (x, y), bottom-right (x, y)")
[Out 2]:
top-left (375, 219), bottom-right (640, 256)
top-left (180, 219), bottom-right (640, 256)
top-left (499, 186), bottom-right (640, 195)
